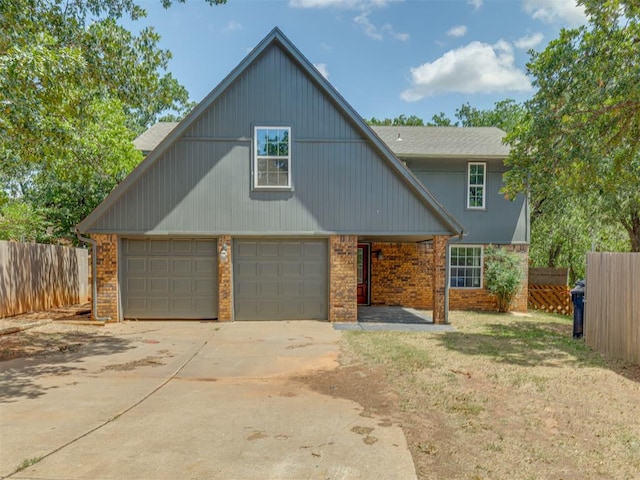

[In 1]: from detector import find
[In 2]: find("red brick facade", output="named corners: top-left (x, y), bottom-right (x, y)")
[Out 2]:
top-left (90, 233), bottom-right (528, 323)
top-left (217, 235), bottom-right (233, 321)
top-left (329, 235), bottom-right (358, 322)
top-left (432, 235), bottom-right (449, 324)
top-left (367, 241), bottom-right (529, 317)
top-left (93, 234), bottom-right (118, 322)
top-left (370, 242), bottom-right (433, 308)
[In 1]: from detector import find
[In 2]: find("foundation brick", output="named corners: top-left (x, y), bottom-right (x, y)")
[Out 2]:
top-left (370, 242), bottom-right (433, 308)
top-left (217, 235), bottom-right (233, 321)
top-left (93, 234), bottom-right (118, 322)
top-left (329, 235), bottom-right (357, 322)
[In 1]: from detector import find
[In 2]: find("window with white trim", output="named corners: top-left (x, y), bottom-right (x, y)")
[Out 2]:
top-left (254, 127), bottom-right (291, 188)
top-left (467, 162), bottom-right (486, 209)
top-left (450, 246), bottom-right (482, 288)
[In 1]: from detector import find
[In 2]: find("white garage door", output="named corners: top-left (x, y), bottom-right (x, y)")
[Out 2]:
top-left (233, 239), bottom-right (328, 320)
top-left (121, 239), bottom-right (217, 319)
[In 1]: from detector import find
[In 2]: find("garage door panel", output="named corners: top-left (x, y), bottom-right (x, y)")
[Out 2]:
top-left (258, 263), bottom-right (279, 277)
top-left (194, 279), bottom-right (213, 294)
top-left (150, 278), bottom-right (169, 293)
top-left (281, 262), bottom-right (303, 276)
top-left (150, 258), bottom-right (168, 273)
top-left (150, 240), bottom-right (169, 254)
top-left (127, 278), bottom-right (146, 292)
top-left (122, 239), bottom-right (217, 319)
top-left (126, 258), bottom-right (146, 273)
top-left (234, 239), bottom-right (327, 321)
top-left (172, 278), bottom-right (191, 294)
top-left (148, 297), bottom-right (169, 312)
top-left (281, 242), bottom-right (302, 256)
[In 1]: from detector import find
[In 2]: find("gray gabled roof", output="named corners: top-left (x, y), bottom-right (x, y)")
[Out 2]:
top-left (133, 122), bottom-right (178, 153)
top-left (78, 27), bottom-right (463, 236)
top-left (371, 126), bottom-right (509, 158)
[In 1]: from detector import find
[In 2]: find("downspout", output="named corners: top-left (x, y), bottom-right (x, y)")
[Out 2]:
top-left (75, 228), bottom-right (111, 323)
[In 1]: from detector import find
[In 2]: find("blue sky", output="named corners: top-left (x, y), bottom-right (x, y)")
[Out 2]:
top-left (128, 0), bottom-right (588, 122)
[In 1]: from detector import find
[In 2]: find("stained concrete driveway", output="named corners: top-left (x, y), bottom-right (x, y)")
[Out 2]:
top-left (0, 321), bottom-right (417, 480)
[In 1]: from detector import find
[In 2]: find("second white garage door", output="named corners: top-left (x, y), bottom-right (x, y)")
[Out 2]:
top-left (233, 239), bottom-right (328, 320)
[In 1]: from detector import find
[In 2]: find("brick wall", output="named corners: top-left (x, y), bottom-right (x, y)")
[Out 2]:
top-left (93, 234), bottom-right (118, 322)
top-left (449, 244), bottom-right (529, 313)
top-left (432, 235), bottom-right (449, 324)
top-left (217, 235), bottom-right (233, 321)
top-left (369, 242), bottom-right (433, 308)
top-left (329, 235), bottom-right (357, 322)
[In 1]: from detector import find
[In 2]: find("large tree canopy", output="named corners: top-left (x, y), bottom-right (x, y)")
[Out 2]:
top-left (503, 0), bottom-right (640, 251)
top-left (0, 0), bottom-right (226, 243)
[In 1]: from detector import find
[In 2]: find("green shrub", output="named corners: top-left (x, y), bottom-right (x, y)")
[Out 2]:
top-left (483, 245), bottom-right (524, 313)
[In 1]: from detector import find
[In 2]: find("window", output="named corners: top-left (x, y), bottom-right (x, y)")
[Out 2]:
top-left (254, 127), bottom-right (291, 188)
top-left (450, 246), bottom-right (482, 288)
top-left (467, 162), bottom-right (486, 209)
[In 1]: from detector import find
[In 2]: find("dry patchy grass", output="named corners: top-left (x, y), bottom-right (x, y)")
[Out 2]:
top-left (344, 310), bottom-right (640, 480)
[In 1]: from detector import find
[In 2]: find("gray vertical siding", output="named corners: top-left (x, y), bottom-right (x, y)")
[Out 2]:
top-left (409, 158), bottom-right (529, 244)
top-left (89, 44), bottom-right (451, 236)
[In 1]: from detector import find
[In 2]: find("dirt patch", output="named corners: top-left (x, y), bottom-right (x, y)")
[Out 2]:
top-left (0, 304), bottom-right (103, 362)
top-left (101, 356), bottom-right (165, 371)
top-left (301, 311), bottom-right (640, 480)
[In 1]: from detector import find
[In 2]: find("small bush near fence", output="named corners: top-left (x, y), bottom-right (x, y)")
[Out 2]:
top-left (0, 241), bottom-right (88, 317)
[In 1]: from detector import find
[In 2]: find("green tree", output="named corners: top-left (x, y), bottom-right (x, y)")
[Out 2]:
top-left (0, 0), bottom-right (225, 243)
top-left (426, 112), bottom-right (456, 126)
top-left (455, 99), bottom-right (525, 133)
top-left (483, 245), bottom-right (525, 313)
top-left (503, 0), bottom-right (640, 251)
top-left (368, 114), bottom-right (424, 126)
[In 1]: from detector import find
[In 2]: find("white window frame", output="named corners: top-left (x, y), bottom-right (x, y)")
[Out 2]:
top-left (253, 126), bottom-right (291, 189)
top-left (449, 245), bottom-right (483, 289)
top-left (467, 162), bottom-right (486, 210)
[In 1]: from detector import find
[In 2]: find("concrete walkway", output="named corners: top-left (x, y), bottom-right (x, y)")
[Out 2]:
top-left (334, 306), bottom-right (455, 332)
top-left (0, 321), bottom-right (417, 480)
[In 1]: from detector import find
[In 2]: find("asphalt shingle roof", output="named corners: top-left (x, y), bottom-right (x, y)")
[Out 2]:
top-left (133, 122), bottom-right (179, 153)
top-left (134, 124), bottom-right (509, 159)
top-left (370, 126), bottom-right (510, 158)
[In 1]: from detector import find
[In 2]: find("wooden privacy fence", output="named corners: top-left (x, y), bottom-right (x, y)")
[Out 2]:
top-left (585, 253), bottom-right (640, 364)
top-left (528, 267), bottom-right (572, 315)
top-left (0, 241), bottom-right (89, 317)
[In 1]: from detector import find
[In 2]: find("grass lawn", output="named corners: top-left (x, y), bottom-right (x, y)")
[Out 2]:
top-left (343, 310), bottom-right (640, 480)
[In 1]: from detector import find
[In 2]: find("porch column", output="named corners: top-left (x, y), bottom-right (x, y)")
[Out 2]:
top-left (217, 235), bottom-right (233, 322)
top-left (432, 235), bottom-right (449, 324)
top-left (329, 235), bottom-right (358, 322)
top-left (93, 234), bottom-right (119, 323)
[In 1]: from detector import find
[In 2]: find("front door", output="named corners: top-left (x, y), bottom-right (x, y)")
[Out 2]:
top-left (357, 244), bottom-right (370, 305)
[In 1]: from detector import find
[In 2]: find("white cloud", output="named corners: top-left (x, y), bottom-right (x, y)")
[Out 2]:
top-left (223, 21), bottom-right (242, 32)
top-left (290, 0), bottom-right (406, 41)
top-left (289, 0), bottom-right (399, 8)
top-left (447, 25), bottom-right (467, 38)
top-left (355, 12), bottom-right (383, 40)
top-left (468, 0), bottom-right (483, 10)
top-left (523, 0), bottom-right (587, 26)
top-left (514, 32), bottom-right (544, 49)
top-left (314, 63), bottom-right (330, 79)
top-left (401, 40), bottom-right (532, 101)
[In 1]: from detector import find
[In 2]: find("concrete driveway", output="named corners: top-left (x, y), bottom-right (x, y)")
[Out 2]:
top-left (0, 321), bottom-right (417, 480)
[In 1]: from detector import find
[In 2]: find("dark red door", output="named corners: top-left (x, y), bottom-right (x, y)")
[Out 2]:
top-left (357, 244), bottom-right (370, 305)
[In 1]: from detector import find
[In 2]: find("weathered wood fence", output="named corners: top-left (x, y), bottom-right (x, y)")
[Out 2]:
top-left (585, 253), bottom-right (640, 364)
top-left (528, 267), bottom-right (572, 315)
top-left (0, 241), bottom-right (88, 317)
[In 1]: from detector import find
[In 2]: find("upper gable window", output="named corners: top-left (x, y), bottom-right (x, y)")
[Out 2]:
top-left (254, 127), bottom-right (291, 189)
top-left (467, 162), bottom-right (486, 209)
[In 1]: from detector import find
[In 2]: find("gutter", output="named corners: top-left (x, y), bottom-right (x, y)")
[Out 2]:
top-left (75, 229), bottom-right (111, 323)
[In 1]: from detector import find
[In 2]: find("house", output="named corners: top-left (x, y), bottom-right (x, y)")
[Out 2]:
top-left (77, 28), bottom-right (528, 324)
